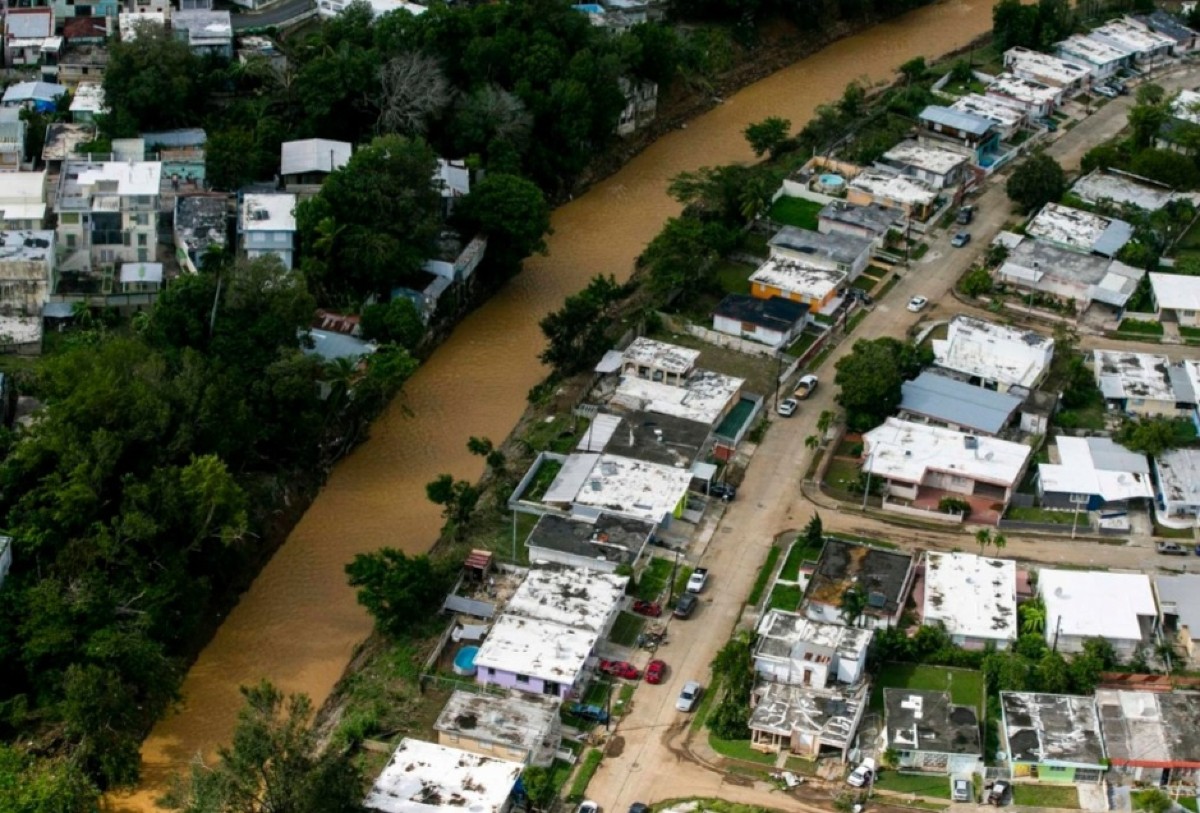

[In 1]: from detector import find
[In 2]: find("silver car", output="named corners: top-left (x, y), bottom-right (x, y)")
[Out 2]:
top-left (676, 681), bottom-right (702, 712)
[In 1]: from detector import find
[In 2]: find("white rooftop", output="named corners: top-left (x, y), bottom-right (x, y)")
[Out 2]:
top-left (750, 257), bottom-right (845, 301)
top-left (612, 369), bottom-right (743, 426)
top-left (364, 738), bottom-right (523, 813)
top-left (923, 552), bottom-right (1017, 643)
top-left (756, 608), bottom-right (873, 662)
top-left (0, 171), bottom-right (45, 223)
top-left (849, 171), bottom-right (938, 206)
top-left (1058, 33), bottom-right (1131, 65)
top-left (1094, 349), bottom-right (1175, 402)
top-left (1040, 569), bottom-right (1156, 642)
top-left (433, 690), bottom-right (559, 754)
top-left (862, 417), bottom-right (1032, 488)
top-left (1090, 18), bottom-right (1176, 55)
top-left (882, 141), bottom-right (969, 175)
top-left (932, 315), bottom-right (1054, 389)
top-left (504, 568), bottom-right (627, 633)
top-left (1171, 89), bottom-right (1200, 126)
top-left (555, 453), bottom-right (693, 524)
top-left (1155, 447), bottom-right (1200, 509)
top-left (69, 82), bottom-right (106, 115)
top-left (0, 229), bottom-right (52, 263)
top-left (950, 94), bottom-right (1028, 129)
top-left (472, 614), bottom-right (597, 684)
top-left (434, 158), bottom-right (470, 198)
top-left (241, 193), bottom-right (296, 232)
top-left (1025, 202), bottom-right (1132, 255)
top-left (1038, 436), bottom-right (1152, 502)
top-left (73, 160), bottom-right (162, 196)
top-left (1150, 272), bottom-right (1200, 312)
top-left (1005, 47), bottom-right (1093, 85)
top-left (281, 138), bottom-right (351, 177)
top-left (0, 314), bottom-right (40, 344)
top-left (987, 73), bottom-right (1061, 106)
top-left (1072, 169), bottom-right (1178, 212)
top-left (622, 336), bottom-right (699, 376)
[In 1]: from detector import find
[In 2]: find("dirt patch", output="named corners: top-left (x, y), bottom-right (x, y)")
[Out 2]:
top-left (606, 735), bottom-right (626, 757)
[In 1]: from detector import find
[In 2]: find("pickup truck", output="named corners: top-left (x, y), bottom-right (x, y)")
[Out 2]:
top-left (794, 374), bottom-right (818, 400)
top-left (1157, 541), bottom-right (1189, 556)
top-left (686, 567), bottom-right (709, 593)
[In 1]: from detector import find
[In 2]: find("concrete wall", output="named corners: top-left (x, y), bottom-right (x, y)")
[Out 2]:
top-left (708, 315), bottom-right (791, 353)
top-left (476, 666), bottom-right (575, 699)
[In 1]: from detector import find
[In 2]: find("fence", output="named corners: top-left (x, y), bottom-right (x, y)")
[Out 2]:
top-left (678, 321), bottom-right (781, 358)
top-left (882, 498), bottom-right (964, 524)
top-left (997, 518), bottom-right (1096, 535)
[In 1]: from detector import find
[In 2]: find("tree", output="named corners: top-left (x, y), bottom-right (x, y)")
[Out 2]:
top-left (520, 766), bottom-right (556, 812)
top-left (1035, 650), bottom-right (1071, 694)
top-left (640, 216), bottom-right (738, 296)
top-left (1136, 83), bottom-right (1166, 106)
top-left (834, 338), bottom-right (928, 431)
top-left (467, 436), bottom-right (505, 472)
top-left (803, 513), bottom-right (823, 548)
top-left (975, 528), bottom-right (994, 554)
top-left (455, 173), bottom-right (551, 274)
top-left (992, 0), bottom-right (1039, 51)
top-left (1130, 148), bottom-right (1200, 189)
top-left (538, 275), bottom-right (628, 376)
top-left (0, 746), bottom-right (99, 813)
top-left (743, 116), bottom-right (791, 158)
top-left (101, 24), bottom-right (205, 135)
top-left (1006, 152), bottom-right (1065, 213)
top-left (1020, 598), bottom-right (1046, 635)
top-left (805, 434), bottom-right (819, 450)
top-left (60, 664), bottom-right (144, 788)
top-left (159, 681), bottom-right (363, 813)
top-left (1116, 416), bottom-right (1197, 457)
top-left (840, 586), bottom-right (868, 627)
top-left (1136, 789), bottom-right (1172, 813)
top-left (377, 51), bottom-right (454, 135)
top-left (359, 298), bottom-right (426, 351)
top-left (959, 266), bottom-right (994, 297)
top-left (344, 549), bottom-right (456, 637)
top-left (425, 474), bottom-right (480, 539)
top-left (1128, 100), bottom-right (1168, 150)
top-left (898, 56), bottom-right (926, 84)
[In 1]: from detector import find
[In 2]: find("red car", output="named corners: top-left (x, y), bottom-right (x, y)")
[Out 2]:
top-left (599, 660), bottom-right (640, 680)
top-left (645, 659), bottom-right (666, 685)
top-left (632, 600), bottom-right (662, 617)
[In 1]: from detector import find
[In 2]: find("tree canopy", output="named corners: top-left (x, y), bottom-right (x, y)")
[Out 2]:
top-left (833, 338), bottom-right (930, 431)
top-left (345, 549), bottom-right (458, 637)
top-left (1006, 152), bottom-right (1065, 214)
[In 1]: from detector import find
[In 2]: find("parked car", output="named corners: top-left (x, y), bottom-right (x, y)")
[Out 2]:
top-left (568, 703), bottom-right (609, 723)
top-left (1157, 541), bottom-right (1188, 556)
top-left (986, 781), bottom-right (1010, 806)
top-left (632, 600), bottom-right (662, 617)
top-left (951, 232), bottom-right (971, 248)
top-left (629, 804), bottom-right (649, 813)
top-left (907, 295), bottom-right (928, 312)
top-left (794, 374), bottom-right (818, 399)
top-left (1109, 80), bottom-right (1128, 95)
top-left (673, 592), bottom-right (698, 619)
top-left (777, 397), bottom-right (799, 417)
top-left (708, 482), bottom-right (736, 501)
top-left (687, 567), bottom-right (709, 593)
top-left (645, 659), bottom-right (667, 685)
top-left (952, 778), bottom-right (972, 803)
top-left (676, 681), bottom-right (702, 712)
top-left (1095, 85), bottom-right (1119, 98)
top-left (598, 659), bottom-right (640, 679)
top-left (956, 205), bottom-right (974, 225)
top-left (578, 801), bottom-right (599, 813)
top-left (848, 287), bottom-right (874, 305)
top-left (846, 757), bottom-right (876, 788)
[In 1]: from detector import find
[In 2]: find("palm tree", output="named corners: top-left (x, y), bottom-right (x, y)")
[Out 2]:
top-left (805, 434), bottom-right (820, 450)
top-left (975, 527), bottom-right (993, 554)
top-left (1021, 599), bottom-right (1046, 635)
top-left (992, 532), bottom-right (1007, 555)
top-left (840, 586), bottom-right (868, 627)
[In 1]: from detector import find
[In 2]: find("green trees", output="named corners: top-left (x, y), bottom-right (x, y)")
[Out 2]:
top-left (1116, 416), bottom-right (1198, 457)
top-left (1006, 152), bottom-right (1065, 214)
top-left (834, 338), bottom-right (930, 431)
top-left (0, 746), bottom-right (98, 813)
top-left (991, 0), bottom-right (1073, 52)
top-left (454, 173), bottom-right (551, 276)
top-left (425, 474), bottom-right (481, 540)
top-left (538, 275), bottom-right (630, 376)
top-left (360, 298), bottom-right (426, 351)
top-left (640, 216), bottom-right (739, 295)
top-left (345, 549), bottom-right (457, 637)
top-left (743, 116), bottom-right (792, 158)
top-left (101, 25), bottom-right (207, 135)
top-left (959, 266), bottom-right (994, 297)
top-left (707, 631), bottom-right (755, 740)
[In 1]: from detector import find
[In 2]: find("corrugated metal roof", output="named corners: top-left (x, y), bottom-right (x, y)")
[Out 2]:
top-left (919, 105), bottom-right (993, 137)
top-left (541, 453), bottom-right (599, 504)
top-left (1093, 219), bottom-right (1135, 257)
top-left (577, 413), bottom-right (621, 452)
top-left (899, 372), bottom-right (1022, 435)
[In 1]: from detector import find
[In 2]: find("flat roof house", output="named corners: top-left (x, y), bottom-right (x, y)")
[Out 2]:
top-left (501, 568), bottom-right (627, 637)
top-left (768, 225), bottom-right (873, 280)
top-left (364, 738), bottom-right (523, 813)
top-left (749, 257), bottom-right (845, 314)
top-left (434, 690), bottom-right (562, 768)
top-left (540, 453), bottom-right (693, 526)
top-left (846, 171), bottom-right (938, 220)
top-left (933, 317), bottom-right (1051, 394)
top-left (996, 233), bottom-right (1145, 314)
top-left (610, 341), bottom-right (743, 428)
top-left (817, 200), bottom-right (902, 242)
top-left (1000, 692), bottom-right (1106, 784)
top-left (69, 82), bottom-right (106, 124)
top-left (1094, 349), bottom-right (1189, 417)
top-left (1088, 18), bottom-right (1176, 65)
top-left (171, 10), bottom-right (234, 59)
top-left (0, 172), bottom-right (46, 230)
top-left (1037, 436), bottom-right (1152, 511)
top-left (1072, 168), bottom-right (1179, 212)
top-left (1003, 46), bottom-right (1093, 90)
top-left (899, 372), bottom-right (1023, 436)
top-left (173, 193), bottom-right (228, 275)
top-left (524, 513), bottom-right (654, 573)
top-left (576, 409), bottom-right (710, 469)
top-left (754, 609), bottom-right (872, 687)
top-left (0, 117), bottom-right (25, 173)
top-left (1039, 568), bottom-right (1157, 657)
top-left (862, 417), bottom-right (1032, 509)
top-left (1095, 689), bottom-right (1200, 785)
top-left (1155, 574), bottom-right (1200, 663)
top-left (1154, 448), bottom-right (1200, 523)
top-left (1150, 272), bottom-right (1200, 328)
top-left (280, 138), bottom-right (351, 191)
top-left (748, 679), bottom-right (868, 760)
top-left (1057, 34), bottom-right (1132, 78)
top-left (878, 140), bottom-right (971, 190)
top-left (617, 336), bottom-right (697, 386)
top-left (922, 551), bottom-right (1017, 650)
top-left (1130, 11), bottom-right (1199, 53)
top-left (55, 158), bottom-right (161, 280)
top-left (1025, 202), bottom-right (1133, 257)
top-left (884, 689), bottom-right (981, 775)
top-left (917, 106), bottom-right (999, 164)
top-left (0, 229), bottom-right (54, 349)
top-left (712, 294), bottom-right (809, 350)
top-left (803, 538), bottom-right (916, 630)
top-left (1156, 89), bottom-right (1200, 153)
top-left (239, 192), bottom-right (296, 270)
top-left (985, 73), bottom-right (1062, 117)
top-left (950, 94), bottom-right (1027, 141)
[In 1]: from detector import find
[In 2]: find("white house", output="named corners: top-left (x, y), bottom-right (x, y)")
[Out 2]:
top-left (1072, 168), bottom-right (1179, 212)
top-left (318, 0), bottom-right (425, 19)
top-left (754, 609), bottom-right (872, 686)
top-left (434, 690), bottom-right (562, 768)
top-left (996, 233), bottom-right (1145, 314)
top-left (1004, 46), bottom-right (1093, 90)
top-left (1150, 272), bottom-right (1200, 327)
top-left (1039, 569), bottom-right (1157, 657)
top-left (985, 73), bottom-right (1062, 117)
top-left (239, 193), bottom-right (296, 270)
top-left (170, 10), bottom-right (233, 59)
top-left (768, 225), bottom-right (873, 280)
top-left (539, 452), bottom-right (693, 526)
top-left (1057, 34), bottom-right (1132, 78)
top-left (610, 338), bottom-right (744, 428)
top-left (280, 138), bottom-right (351, 189)
top-left (55, 158), bottom-right (161, 276)
top-left (931, 315), bottom-right (1054, 393)
top-left (922, 551), bottom-right (1017, 650)
top-left (1025, 202), bottom-right (1133, 257)
top-left (878, 140), bottom-right (971, 189)
top-left (712, 294), bottom-right (809, 349)
top-left (846, 171), bottom-right (939, 219)
top-left (1037, 436), bottom-right (1153, 511)
top-left (1088, 18), bottom-right (1176, 65)
top-left (0, 172), bottom-right (46, 229)
top-left (364, 739), bottom-right (522, 813)
top-left (950, 94), bottom-right (1028, 140)
top-left (1094, 349), bottom-right (1188, 417)
top-left (1153, 448), bottom-right (1200, 522)
top-left (68, 82), bottom-right (106, 124)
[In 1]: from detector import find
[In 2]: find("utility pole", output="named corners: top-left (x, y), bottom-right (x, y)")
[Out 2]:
top-left (861, 449), bottom-right (874, 512)
top-left (667, 547), bottom-right (681, 609)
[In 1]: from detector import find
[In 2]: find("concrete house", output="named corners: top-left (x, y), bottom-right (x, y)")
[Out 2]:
top-left (1154, 448), bottom-right (1200, 524)
top-left (1037, 436), bottom-right (1152, 512)
top-left (524, 512), bottom-right (654, 573)
top-left (711, 294), bottom-right (808, 349)
top-left (985, 73), bottom-right (1062, 117)
top-left (174, 193), bottom-right (228, 275)
top-left (0, 229), bottom-right (54, 351)
top-left (1, 81), bottom-right (66, 112)
top-left (1150, 272), bottom-right (1200, 327)
top-left (537, 452), bottom-right (693, 526)
top-left (0, 172), bottom-right (46, 229)
top-left (802, 539), bottom-right (915, 630)
top-left (950, 94), bottom-right (1028, 141)
top-left (748, 679), bottom-right (868, 760)
top-left (1095, 689), bottom-right (1200, 785)
top-left (364, 739), bottom-right (522, 813)
top-left (749, 257), bottom-right (845, 314)
top-left (1130, 11), bottom-right (1199, 53)
top-left (1003, 47), bottom-right (1093, 90)
top-left (1025, 203), bottom-right (1132, 258)
top-left (754, 609), bottom-right (872, 687)
top-left (922, 552), bottom-right (1017, 650)
top-left (996, 234), bottom-right (1144, 314)
top-left (817, 200), bottom-right (901, 242)
top-left (0, 117), bottom-right (26, 173)
top-left (1088, 18), bottom-right (1176, 66)
top-left (1094, 349), bottom-right (1189, 417)
top-left (55, 158), bottom-right (161, 279)
top-left (171, 10), bottom-right (233, 59)
top-left (280, 138), bottom-right (351, 191)
top-left (1155, 574), bottom-right (1200, 663)
top-left (1073, 168), bottom-right (1180, 212)
top-left (610, 338), bottom-right (744, 429)
top-left (5, 8), bottom-right (55, 71)
top-left (1057, 34), bottom-right (1132, 79)
top-left (434, 690), bottom-right (562, 768)
top-left (1158, 89), bottom-right (1200, 153)
top-left (69, 82), bottom-right (106, 124)
top-left (239, 193), bottom-right (296, 270)
top-left (879, 139), bottom-right (971, 189)
top-left (616, 77), bottom-right (657, 136)
top-left (899, 372), bottom-right (1024, 436)
top-left (1039, 568), bottom-right (1157, 658)
top-left (768, 225), bottom-right (872, 281)
top-left (1000, 692), bottom-right (1106, 783)
top-left (846, 171), bottom-right (938, 220)
top-left (884, 689), bottom-right (981, 774)
top-left (574, 409), bottom-right (710, 470)
top-left (917, 106), bottom-right (999, 163)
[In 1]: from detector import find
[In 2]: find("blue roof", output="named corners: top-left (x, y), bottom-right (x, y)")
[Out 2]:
top-left (899, 372), bottom-right (1023, 435)
top-left (1093, 219), bottom-right (1135, 258)
top-left (919, 105), bottom-right (994, 137)
top-left (2, 81), bottom-right (66, 106)
top-left (572, 4), bottom-right (605, 12)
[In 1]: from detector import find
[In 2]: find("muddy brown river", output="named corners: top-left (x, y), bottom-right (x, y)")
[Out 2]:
top-left (114, 2), bottom-right (997, 807)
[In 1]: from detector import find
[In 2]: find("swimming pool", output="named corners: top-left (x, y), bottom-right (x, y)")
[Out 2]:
top-left (453, 645), bottom-right (479, 677)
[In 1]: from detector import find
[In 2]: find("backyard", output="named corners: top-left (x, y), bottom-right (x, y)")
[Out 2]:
top-left (870, 663), bottom-right (985, 714)
top-left (873, 771), bottom-right (952, 798)
top-left (1011, 784), bottom-right (1080, 809)
top-left (768, 196), bottom-right (823, 230)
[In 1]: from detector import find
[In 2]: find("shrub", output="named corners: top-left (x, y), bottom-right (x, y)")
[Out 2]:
top-left (939, 497), bottom-right (971, 515)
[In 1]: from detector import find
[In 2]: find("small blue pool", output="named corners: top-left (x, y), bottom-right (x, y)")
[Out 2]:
top-left (454, 646), bottom-right (479, 676)
top-left (819, 174), bottom-right (845, 187)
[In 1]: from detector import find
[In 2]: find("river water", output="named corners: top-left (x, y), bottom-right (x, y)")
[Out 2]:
top-left (115, 2), bottom-right (996, 807)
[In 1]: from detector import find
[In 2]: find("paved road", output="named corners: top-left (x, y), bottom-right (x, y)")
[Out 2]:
top-left (231, 0), bottom-right (313, 31)
top-left (585, 62), bottom-right (1200, 813)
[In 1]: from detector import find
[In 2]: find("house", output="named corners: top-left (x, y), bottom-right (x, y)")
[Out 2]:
top-left (0, 536), bottom-right (10, 590)
top-left (62, 17), bottom-right (110, 47)
top-left (1157, 89), bottom-right (1200, 153)
top-left (537, 452), bottom-right (693, 526)
top-left (433, 158), bottom-right (470, 214)
top-left (748, 679), bottom-right (869, 759)
top-left (817, 200), bottom-right (901, 242)
top-left (51, 0), bottom-right (117, 19)
top-left (985, 73), bottom-right (1062, 117)
top-left (69, 82), bottom-right (106, 124)
top-left (173, 193), bottom-right (227, 275)
top-left (239, 193), bottom-right (296, 270)
top-left (576, 409), bottom-right (710, 469)
top-left (749, 257), bottom-right (845, 314)
top-left (364, 739), bottom-right (523, 813)
top-left (280, 138), bottom-right (351, 190)
top-left (117, 261), bottom-right (161, 295)
top-left (1150, 272), bottom-right (1200, 327)
top-left (1039, 569), bottom-right (1157, 657)
top-left (1000, 692), bottom-right (1106, 783)
top-left (5, 8), bottom-right (55, 70)
top-left (524, 513), bottom-right (654, 573)
top-left (0, 172), bottom-right (46, 229)
top-left (1025, 203), bottom-right (1133, 258)
top-left (610, 338), bottom-right (744, 428)
top-left (500, 567), bottom-right (627, 640)
top-left (996, 234), bottom-right (1145, 314)
top-left (861, 418), bottom-right (1033, 509)
top-left (884, 689), bottom-right (981, 774)
top-left (712, 294), bottom-right (808, 350)
top-left (1037, 436), bottom-right (1152, 512)
top-left (179, 0), bottom-right (214, 10)
top-left (119, 12), bottom-right (166, 41)
top-left (917, 106), bottom-right (999, 163)
top-left (1057, 34), bottom-right (1132, 79)
top-left (899, 372), bottom-right (1024, 436)
top-left (0, 229), bottom-right (54, 350)
top-left (54, 158), bottom-right (161, 278)
top-left (1094, 349), bottom-right (1189, 417)
top-left (1155, 574), bottom-right (1200, 662)
top-left (1154, 449), bottom-right (1200, 523)
top-left (846, 171), bottom-right (938, 220)
top-left (1130, 11), bottom-right (1199, 53)
top-left (1, 81), bottom-right (66, 112)
top-left (1088, 18), bottom-right (1176, 66)
top-left (802, 538), bottom-right (916, 630)
top-left (950, 94), bottom-right (1028, 141)
top-left (617, 77), bottom-right (657, 136)
top-left (237, 35), bottom-right (287, 74)
top-left (1073, 168), bottom-right (1179, 212)
top-left (53, 44), bottom-right (107, 90)
top-left (171, 10), bottom-right (233, 59)
top-left (754, 609), bottom-right (872, 687)
top-left (1003, 47), bottom-right (1093, 90)
top-left (922, 552), bottom-right (1017, 650)
top-left (318, 0), bottom-right (426, 19)
top-left (302, 329), bottom-right (376, 363)
top-left (768, 225), bottom-right (873, 280)
top-left (434, 690), bottom-right (562, 768)
top-left (1094, 690), bottom-right (1200, 785)
top-left (41, 123), bottom-right (94, 171)
top-left (878, 140), bottom-right (972, 189)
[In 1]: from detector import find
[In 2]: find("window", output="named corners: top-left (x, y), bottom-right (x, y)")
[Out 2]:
top-left (486, 667), bottom-right (495, 676)
top-left (137, 234), bottom-right (147, 246)
top-left (60, 212), bottom-right (78, 225)
top-left (134, 213), bottom-right (149, 226)
top-left (66, 233), bottom-right (76, 248)
top-left (515, 674), bottom-right (530, 684)
top-left (137, 248), bottom-right (148, 262)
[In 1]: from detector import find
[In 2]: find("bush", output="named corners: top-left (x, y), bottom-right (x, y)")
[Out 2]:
top-left (938, 497), bottom-right (971, 515)
top-left (959, 267), bottom-right (994, 297)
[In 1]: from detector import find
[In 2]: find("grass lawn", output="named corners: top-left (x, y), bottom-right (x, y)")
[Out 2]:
top-left (566, 749), bottom-right (603, 802)
top-left (613, 683), bottom-right (636, 715)
top-left (809, 345), bottom-right (836, 371)
top-left (779, 537), bottom-right (822, 581)
top-left (768, 196), bottom-right (823, 230)
top-left (1011, 784), bottom-right (1079, 809)
top-left (742, 232), bottom-right (770, 258)
top-left (1155, 522), bottom-right (1195, 539)
top-left (709, 734), bottom-right (777, 765)
top-left (768, 582), bottom-right (803, 612)
top-left (1179, 797), bottom-right (1198, 813)
top-left (785, 331), bottom-right (819, 358)
top-left (824, 457), bottom-right (862, 491)
top-left (874, 772), bottom-right (952, 799)
top-left (609, 612), bottom-right (645, 647)
top-left (635, 557), bottom-right (672, 601)
top-left (864, 265), bottom-right (889, 279)
top-left (1005, 505), bottom-right (1075, 524)
top-left (851, 275), bottom-right (878, 292)
top-left (522, 459), bottom-right (563, 502)
top-left (714, 260), bottom-right (754, 296)
top-left (747, 546), bottom-right (782, 606)
top-left (673, 565), bottom-right (694, 599)
top-left (1118, 318), bottom-right (1164, 336)
top-left (870, 663), bottom-right (984, 714)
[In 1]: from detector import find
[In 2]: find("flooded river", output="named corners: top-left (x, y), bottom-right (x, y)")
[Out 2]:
top-left (115, 1), bottom-right (997, 807)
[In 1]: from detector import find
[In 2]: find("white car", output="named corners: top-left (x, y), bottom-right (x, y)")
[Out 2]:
top-left (577, 802), bottom-right (599, 813)
top-left (907, 295), bottom-right (928, 312)
top-left (846, 757), bottom-right (876, 787)
top-left (676, 681), bottom-right (702, 712)
top-left (777, 397), bottom-right (798, 417)
top-left (1094, 85), bottom-right (1119, 99)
